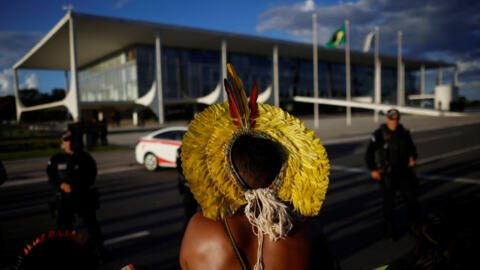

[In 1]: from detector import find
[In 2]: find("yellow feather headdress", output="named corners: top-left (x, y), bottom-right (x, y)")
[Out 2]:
top-left (181, 64), bottom-right (330, 220)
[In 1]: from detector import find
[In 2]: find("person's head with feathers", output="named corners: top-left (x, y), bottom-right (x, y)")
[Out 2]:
top-left (180, 63), bottom-right (330, 270)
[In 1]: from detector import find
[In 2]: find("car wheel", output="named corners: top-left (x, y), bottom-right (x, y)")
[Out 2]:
top-left (144, 153), bottom-right (158, 171)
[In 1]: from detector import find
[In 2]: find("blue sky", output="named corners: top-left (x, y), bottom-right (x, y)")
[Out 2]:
top-left (1, 0), bottom-right (479, 100)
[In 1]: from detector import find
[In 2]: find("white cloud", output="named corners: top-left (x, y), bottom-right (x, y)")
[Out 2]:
top-left (256, 0), bottom-right (480, 57)
top-left (0, 69), bottom-right (14, 96)
top-left (457, 60), bottom-right (480, 74)
top-left (114, 0), bottom-right (133, 9)
top-left (300, 0), bottom-right (316, 12)
top-left (0, 68), bottom-right (41, 96)
top-left (23, 73), bottom-right (39, 89)
top-left (257, 0), bottom-right (480, 100)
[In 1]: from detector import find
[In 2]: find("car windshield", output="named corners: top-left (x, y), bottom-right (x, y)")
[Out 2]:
top-left (153, 130), bottom-right (185, 140)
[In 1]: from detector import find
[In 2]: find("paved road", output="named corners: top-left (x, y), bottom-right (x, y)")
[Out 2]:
top-left (322, 123), bottom-right (480, 269)
top-left (1, 122), bottom-right (479, 270)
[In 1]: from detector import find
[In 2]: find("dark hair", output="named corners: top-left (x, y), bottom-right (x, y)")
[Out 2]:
top-left (231, 135), bottom-right (284, 189)
top-left (17, 237), bottom-right (97, 270)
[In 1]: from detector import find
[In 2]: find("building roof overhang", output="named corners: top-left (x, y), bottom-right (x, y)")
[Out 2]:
top-left (14, 11), bottom-right (455, 71)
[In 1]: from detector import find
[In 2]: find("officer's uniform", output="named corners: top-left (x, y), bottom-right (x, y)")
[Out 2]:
top-left (365, 123), bottom-right (419, 237)
top-left (0, 160), bottom-right (6, 186)
top-left (176, 147), bottom-right (198, 231)
top-left (46, 148), bottom-right (104, 254)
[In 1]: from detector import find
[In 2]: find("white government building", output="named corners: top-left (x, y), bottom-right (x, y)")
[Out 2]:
top-left (12, 11), bottom-right (460, 126)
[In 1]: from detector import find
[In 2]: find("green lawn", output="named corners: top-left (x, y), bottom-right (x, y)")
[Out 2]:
top-left (1, 125), bottom-right (128, 160)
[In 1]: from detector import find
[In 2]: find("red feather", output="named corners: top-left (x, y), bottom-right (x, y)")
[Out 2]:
top-left (224, 79), bottom-right (242, 127)
top-left (249, 82), bottom-right (259, 127)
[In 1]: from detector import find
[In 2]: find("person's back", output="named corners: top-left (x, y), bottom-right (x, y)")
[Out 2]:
top-left (181, 212), bottom-right (312, 270)
top-left (179, 64), bottom-right (330, 270)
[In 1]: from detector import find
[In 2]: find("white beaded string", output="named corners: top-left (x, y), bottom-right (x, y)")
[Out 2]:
top-left (244, 188), bottom-right (293, 270)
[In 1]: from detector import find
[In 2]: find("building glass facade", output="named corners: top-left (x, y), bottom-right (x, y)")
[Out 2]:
top-left (79, 49), bottom-right (138, 102)
top-left (77, 44), bottom-right (425, 107)
top-left (162, 47), bottom-right (220, 99)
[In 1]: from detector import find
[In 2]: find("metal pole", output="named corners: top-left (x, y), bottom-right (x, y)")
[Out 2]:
top-left (345, 20), bottom-right (351, 126)
top-left (13, 68), bottom-right (22, 122)
top-left (273, 44), bottom-right (279, 107)
top-left (397, 31), bottom-right (403, 106)
top-left (221, 39), bottom-right (227, 101)
top-left (374, 26), bottom-right (381, 122)
top-left (68, 12), bottom-right (81, 120)
top-left (313, 13), bottom-right (319, 129)
top-left (155, 30), bottom-right (164, 124)
top-left (402, 62), bottom-right (405, 105)
top-left (420, 64), bottom-right (425, 107)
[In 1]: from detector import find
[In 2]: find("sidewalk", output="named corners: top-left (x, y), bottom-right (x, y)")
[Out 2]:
top-left (107, 113), bottom-right (480, 147)
top-left (307, 113), bottom-right (480, 144)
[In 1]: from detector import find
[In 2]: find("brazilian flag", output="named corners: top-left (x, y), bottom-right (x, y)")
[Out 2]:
top-left (325, 25), bottom-right (345, 48)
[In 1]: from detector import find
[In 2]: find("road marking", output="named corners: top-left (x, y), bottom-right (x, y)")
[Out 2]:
top-left (331, 165), bottom-right (367, 174)
top-left (414, 131), bottom-right (463, 143)
top-left (331, 165), bottom-right (480, 185)
top-left (2, 165), bottom-right (143, 188)
top-left (322, 120), bottom-right (480, 146)
top-left (323, 135), bottom-right (370, 145)
top-left (104, 230), bottom-right (150, 246)
top-left (416, 174), bottom-right (479, 185)
top-left (417, 144), bottom-right (480, 165)
top-left (0, 203), bottom-right (48, 216)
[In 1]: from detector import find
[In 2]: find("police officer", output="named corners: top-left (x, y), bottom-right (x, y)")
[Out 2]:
top-left (176, 147), bottom-right (198, 232)
top-left (365, 108), bottom-right (419, 239)
top-left (46, 131), bottom-right (105, 258)
top-left (0, 160), bottom-right (6, 186)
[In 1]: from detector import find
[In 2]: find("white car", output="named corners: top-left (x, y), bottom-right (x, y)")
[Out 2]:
top-left (135, 126), bottom-right (188, 171)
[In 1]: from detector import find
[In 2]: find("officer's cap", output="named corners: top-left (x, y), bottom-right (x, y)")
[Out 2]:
top-left (61, 131), bottom-right (72, 141)
top-left (386, 108), bottom-right (400, 120)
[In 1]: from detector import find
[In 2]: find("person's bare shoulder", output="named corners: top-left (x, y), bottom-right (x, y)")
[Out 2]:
top-left (262, 219), bottom-right (313, 270)
top-left (179, 213), bottom-right (237, 270)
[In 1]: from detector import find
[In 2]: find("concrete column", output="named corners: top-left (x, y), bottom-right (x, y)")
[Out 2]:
top-left (312, 13), bottom-right (319, 129)
top-left (345, 20), bottom-right (351, 126)
top-left (155, 30), bottom-right (164, 124)
top-left (221, 39), bottom-right (227, 101)
top-left (437, 67), bottom-right (443, 85)
top-left (453, 67), bottom-right (458, 86)
top-left (67, 12), bottom-right (81, 120)
top-left (273, 44), bottom-right (279, 107)
top-left (132, 111), bottom-right (139, 126)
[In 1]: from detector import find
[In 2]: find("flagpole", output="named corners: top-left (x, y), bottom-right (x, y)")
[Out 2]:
top-left (312, 13), bottom-right (319, 129)
top-left (345, 19), bottom-right (351, 126)
top-left (397, 31), bottom-right (404, 106)
top-left (374, 26), bottom-right (381, 122)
